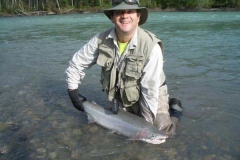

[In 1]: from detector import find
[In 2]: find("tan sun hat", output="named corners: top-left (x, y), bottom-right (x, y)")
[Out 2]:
top-left (103, 0), bottom-right (148, 25)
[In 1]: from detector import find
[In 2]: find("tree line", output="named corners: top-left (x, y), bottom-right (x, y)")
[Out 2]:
top-left (0, 0), bottom-right (239, 14)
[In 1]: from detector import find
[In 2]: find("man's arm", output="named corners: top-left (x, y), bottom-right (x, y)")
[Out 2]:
top-left (139, 43), bottom-right (164, 124)
top-left (65, 33), bottom-right (100, 90)
top-left (65, 33), bottom-right (100, 111)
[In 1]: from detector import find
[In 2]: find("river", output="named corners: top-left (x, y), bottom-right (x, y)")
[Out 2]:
top-left (0, 12), bottom-right (240, 159)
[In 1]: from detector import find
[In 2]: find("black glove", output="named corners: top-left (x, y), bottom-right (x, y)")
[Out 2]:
top-left (68, 89), bottom-right (87, 112)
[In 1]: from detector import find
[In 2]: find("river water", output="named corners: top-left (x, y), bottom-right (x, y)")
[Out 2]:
top-left (0, 12), bottom-right (240, 159)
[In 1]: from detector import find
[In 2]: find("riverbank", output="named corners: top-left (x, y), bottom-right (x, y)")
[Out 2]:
top-left (0, 6), bottom-right (239, 17)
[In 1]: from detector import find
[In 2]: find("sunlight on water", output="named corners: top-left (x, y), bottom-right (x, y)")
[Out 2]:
top-left (0, 12), bottom-right (240, 159)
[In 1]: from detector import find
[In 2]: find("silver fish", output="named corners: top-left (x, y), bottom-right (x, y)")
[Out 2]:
top-left (83, 101), bottom-right (167, 144)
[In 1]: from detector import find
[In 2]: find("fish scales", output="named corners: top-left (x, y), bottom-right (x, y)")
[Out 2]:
top-left (82, 101), bottom-right (167, 144)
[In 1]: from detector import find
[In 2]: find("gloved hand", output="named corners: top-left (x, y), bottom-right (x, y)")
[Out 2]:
top-left (68, 89), bottom-right (87, 112)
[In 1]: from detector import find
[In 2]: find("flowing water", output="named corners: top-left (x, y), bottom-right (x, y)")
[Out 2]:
top-left (0, 12), bottom-right (240, 159)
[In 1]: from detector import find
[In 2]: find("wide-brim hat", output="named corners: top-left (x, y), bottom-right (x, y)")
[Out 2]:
top-left (103, 1), bottom-right (148, 25)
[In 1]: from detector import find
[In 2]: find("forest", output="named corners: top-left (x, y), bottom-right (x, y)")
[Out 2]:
top-left (0, 0), bottom-right (240, 15)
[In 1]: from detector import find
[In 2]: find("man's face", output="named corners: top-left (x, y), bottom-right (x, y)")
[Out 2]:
top-left (111, 9), bottom-right (140, 36)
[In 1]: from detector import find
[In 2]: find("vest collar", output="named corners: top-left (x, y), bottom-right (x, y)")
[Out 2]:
top-left (129, 28), bottom-right (138, 50)
top-left (106, 28), bottom-right (118, 47)
top-left (106, 27), bottom-right (139, 50)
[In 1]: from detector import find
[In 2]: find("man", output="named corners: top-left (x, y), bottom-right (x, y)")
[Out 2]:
top-left (65, 0), bottom-right (182, 135)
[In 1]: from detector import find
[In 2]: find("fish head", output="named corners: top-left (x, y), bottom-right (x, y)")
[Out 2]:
top-left (138, 129), bottom-right (167, 144)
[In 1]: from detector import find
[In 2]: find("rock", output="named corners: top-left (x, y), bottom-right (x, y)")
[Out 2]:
top-left (37, 148), bottom-right (46, 154)
top-left (0, 145), bottom-right (9, 154)
top-left (89, 125), bottom-right (98, 133)
top-left (71, 150), bottom-right (80, 159)
top-left (48, 152), bottom-right (57, 159)
top-left (164, 148), bottom-right (177, 159)
top-left (204, 154), bottom-right (216, 160)
top-left (47, 11), bottom-right (56, 15)
top-left (72, 129), bottom-right (82, 136)
top-left (0, 122), bottom-right (9, 132)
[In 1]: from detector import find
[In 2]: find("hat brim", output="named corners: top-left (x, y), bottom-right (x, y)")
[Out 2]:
top-left (103, 2), bottom-right (148, 26)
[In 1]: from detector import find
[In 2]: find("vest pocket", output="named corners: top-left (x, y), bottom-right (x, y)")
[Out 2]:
top-left (100, 72), bottom-right (109, 93)
top-left (97, 45), bottom-right (114, 71)
top-left (97, 54), bottom-right (113, 71)
top-left (125, 55), bottom-right (144, 79)
top-left (122, 85), bottom-right (140, 106)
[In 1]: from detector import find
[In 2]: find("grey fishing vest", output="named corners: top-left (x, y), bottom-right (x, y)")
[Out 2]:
top-left (96, 27), bottom-right (165, 108)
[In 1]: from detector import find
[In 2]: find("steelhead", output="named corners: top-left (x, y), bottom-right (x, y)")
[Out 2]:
top-left (82, 101), bottom-right (167, 144)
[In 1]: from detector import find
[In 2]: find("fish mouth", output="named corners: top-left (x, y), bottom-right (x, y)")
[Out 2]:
top-left (142, 136), bottom-right (167, 144)
top-left (149, 138), bottom-right (166, 144)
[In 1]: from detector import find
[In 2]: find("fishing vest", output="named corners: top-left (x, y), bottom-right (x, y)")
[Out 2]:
top-left (96, 27), bottom-right (165, 108)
